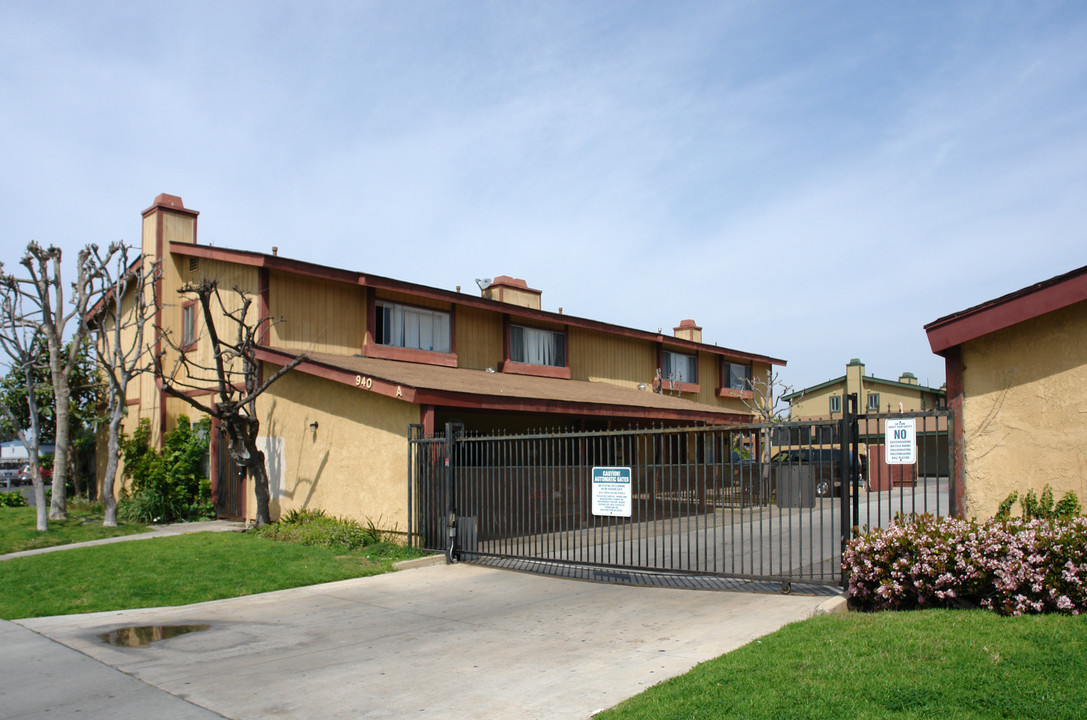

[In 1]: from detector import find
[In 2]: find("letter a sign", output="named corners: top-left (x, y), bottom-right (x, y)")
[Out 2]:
top-left (885, 419), bottom-right (917, 465)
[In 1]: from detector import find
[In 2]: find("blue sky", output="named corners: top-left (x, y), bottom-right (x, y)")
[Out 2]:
top-left (3, 1), bottom-right (1085, 395)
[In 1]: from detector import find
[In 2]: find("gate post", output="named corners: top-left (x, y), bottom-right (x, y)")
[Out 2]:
top-left (839, 394), bottom-right (858, 587)
top-left (444, 422), bottom-right (457, 563)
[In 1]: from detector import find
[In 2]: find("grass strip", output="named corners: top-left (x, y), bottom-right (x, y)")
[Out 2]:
top-left (0, 506), bottom-right (147, 555)
top-left (597, 609), bottom-right (1087, 720)
top-left (0, 532), bottom-right (427, 620)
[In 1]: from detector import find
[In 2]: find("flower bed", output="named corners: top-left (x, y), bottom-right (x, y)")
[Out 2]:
top-left (845, 513), bottom-right (1087, 615)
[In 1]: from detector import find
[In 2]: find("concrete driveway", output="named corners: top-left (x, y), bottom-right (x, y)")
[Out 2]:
top-left (10, 562), bottom-right (841, 719)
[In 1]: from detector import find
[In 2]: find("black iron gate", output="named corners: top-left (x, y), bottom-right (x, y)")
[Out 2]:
top-left (408, 399), bottom-right (954, 590)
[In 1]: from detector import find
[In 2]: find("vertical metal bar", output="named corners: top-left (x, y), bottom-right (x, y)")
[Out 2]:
top-left (407, 425), bottom-right (415, 549)
top-left (839, 395), bottom-right (855, 587)
top-left (444, 422), bottom-right (456, 563)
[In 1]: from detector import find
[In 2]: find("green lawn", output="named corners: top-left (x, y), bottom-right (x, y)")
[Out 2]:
top-left (598, 608), bottom-right (1087, 720)
top-left (0, 532), bottom-right (428, 619)
top-left (0, 505), bottom-right (148, 555)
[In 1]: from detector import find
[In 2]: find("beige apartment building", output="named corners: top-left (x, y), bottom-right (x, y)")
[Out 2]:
top-left (98, 194), bottom-right (785, 528)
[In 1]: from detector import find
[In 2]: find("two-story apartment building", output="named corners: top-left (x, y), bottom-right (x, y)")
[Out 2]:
top-left (105, 194), bottom-right (785, 528)
top-left (782, 358), bottom-right (946, 419)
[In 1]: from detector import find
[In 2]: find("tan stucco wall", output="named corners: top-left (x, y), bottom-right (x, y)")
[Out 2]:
top-left (961, 300), bottom-right (1087, 517)
top-left (253, 366), bottom-right (419, 533)
top-left (789, 386), bottom-right (843, 419)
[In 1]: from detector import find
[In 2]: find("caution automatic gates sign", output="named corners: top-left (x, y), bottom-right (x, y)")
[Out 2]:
top-left (592, 466), bottom-right (632, 517)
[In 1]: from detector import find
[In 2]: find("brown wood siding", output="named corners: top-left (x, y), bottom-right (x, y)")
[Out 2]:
top-left (268, 270), bottom-right (364, 354)
top-left (376, 289), bottom-right (451, 311)
top-left (162, 256), bottom-right (260, 389)
top-left (455, 305), bottom-right (503, 370)
top-left (692, 352), bottom-right (719, 404)
top-left (568, 327), bottom-right (656, 388)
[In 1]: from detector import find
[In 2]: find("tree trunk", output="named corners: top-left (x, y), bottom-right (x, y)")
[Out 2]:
top-left (29, 464), bottom-right (47, 532)
top-left (49, 376), bottom-right (70, 520)
top-left (224, 418), bottom-right (271, 526)
top-left (101, 409), bottom-right (124, 527)
top-left (244, 437), bottom-right (271, 527)
top-left (70, 443), bottom-right (83, 498)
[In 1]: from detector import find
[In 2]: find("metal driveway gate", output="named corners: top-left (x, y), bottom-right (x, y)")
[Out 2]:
top-left (408, 400), bottom-right (954, 590)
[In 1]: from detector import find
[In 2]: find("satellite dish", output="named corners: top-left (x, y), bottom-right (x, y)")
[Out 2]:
top-left (475, 278), bottom-right (492, 291)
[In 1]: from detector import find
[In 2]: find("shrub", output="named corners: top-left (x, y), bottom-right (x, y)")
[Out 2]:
top-left (118, 416), bottom-right (215, 524)
top-left (255, 509), bottom-right (399, 550)
top-left (996, 485), bottom-right (1082, 522)
top-left (846, 512), bottom-right (1087, 616)
top-left (0, 490), bottom-right (28, 508)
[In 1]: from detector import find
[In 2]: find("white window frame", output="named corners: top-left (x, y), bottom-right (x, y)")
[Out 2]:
top-left (182, 302), bottom-right (196, 347)
top-left (829, 395), bottom-right (842, 413)
top-left (867, 393), bottom-right (881, 411)
top-left (375, 301), bottom-right (451, 353)
top-left (663, 350), bottom-right (697, 384)
top-left (724, 361), bottom-right (752, 391)
top-left (510, 324), bottom-right (566, 367)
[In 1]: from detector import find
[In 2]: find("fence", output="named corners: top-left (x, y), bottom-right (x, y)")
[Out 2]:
top-left (409, 405), bottom-right (953, 589)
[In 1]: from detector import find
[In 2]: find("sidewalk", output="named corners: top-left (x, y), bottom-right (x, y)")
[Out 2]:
top-left (0, 520), bottom-right (246, 562)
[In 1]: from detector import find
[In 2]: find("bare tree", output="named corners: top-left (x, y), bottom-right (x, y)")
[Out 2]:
top-left (739, 368), bottom-right (794, 424)
top-left (18, 243), bottom-right (112, 520)
top-left (0, 267), bottom-right (49, 530)
top-left (88, 244), bottom-right (158, 526)
top-left (154, 280), bottom-right (304, 526)
top-left (738, 369), bottom-right (795, 483)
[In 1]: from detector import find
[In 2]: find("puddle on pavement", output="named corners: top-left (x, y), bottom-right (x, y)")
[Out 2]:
top-left (98, 624), bottom-right (210, 647)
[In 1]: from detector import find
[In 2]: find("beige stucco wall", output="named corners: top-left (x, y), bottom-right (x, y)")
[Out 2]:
top-left (961, 300), bottom-right (1087, 517)
top-left (253, 366), bottom-right (419, 533)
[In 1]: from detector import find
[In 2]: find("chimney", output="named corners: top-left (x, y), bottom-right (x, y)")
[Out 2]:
top-left (899, 372), bottom-right (918, 385)
top-left (141, 193), bottom-right (198, 261)
top-left (481, 275), bottom-right (541, 310)
top-left (673, 319), bottom-right (702, 343)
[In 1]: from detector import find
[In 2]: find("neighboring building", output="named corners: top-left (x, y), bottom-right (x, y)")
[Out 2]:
top-left (0, 441), bottom-right (56, 461)
top-left (101, 194), bottom-right (785, 528)
top-left (925, 264), bottom-right (1087, 518)
top-left (781, 359), bottom-right (946, 420)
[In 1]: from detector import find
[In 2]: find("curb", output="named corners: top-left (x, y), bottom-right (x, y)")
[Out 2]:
top-left (393, 554), bottom-right (446, 570)
top-left (812, 594), bottom-right (849, 616)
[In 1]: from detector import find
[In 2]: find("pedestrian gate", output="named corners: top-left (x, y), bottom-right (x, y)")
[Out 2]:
top-left (408, 401), bottom-right (953, 591)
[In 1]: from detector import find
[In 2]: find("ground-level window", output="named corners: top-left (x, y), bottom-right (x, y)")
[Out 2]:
top-left (829, 395), bottom-right (842, 413)
top-left (510, 324), bottom-right (565, 367)
top-left (375, 301), bottom-right (451, 353)
top-left (663, 350), bottom-right (697, 384)
top-left (867, 392), bottom-right (881, 411)
top-left (723, 361), bottom-right (752, 390)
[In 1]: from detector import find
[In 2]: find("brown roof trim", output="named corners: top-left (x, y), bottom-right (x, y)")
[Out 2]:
top-left (86, 255), bottom-right (143, 325)
top-left (172, 241), bottom-right (785, 367)
top-left (925, 264), bottom-right (1087, 354)
top-left (255, 347), bottom-right (749, 424)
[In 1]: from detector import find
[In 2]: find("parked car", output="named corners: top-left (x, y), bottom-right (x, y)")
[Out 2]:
top-left (770, 448), bottom-right (868, 497)
top-left (0, 461), bottom-right (25, 487)
top-left (16, 464), bottom-right (52, 486)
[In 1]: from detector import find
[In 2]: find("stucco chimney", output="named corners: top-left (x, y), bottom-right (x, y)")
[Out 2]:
top-left (141, 193), bottom-right (198, 260)
top-left (673, 319), bottom-right (702, 343)
top-left (899, 372), bottom-right (918, 385)
top-left (481, 275), bottom-right (541, 310)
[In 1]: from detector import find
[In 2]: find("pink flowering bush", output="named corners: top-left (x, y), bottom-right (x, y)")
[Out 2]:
top-left (845, 513), bottom-right (1087, 616)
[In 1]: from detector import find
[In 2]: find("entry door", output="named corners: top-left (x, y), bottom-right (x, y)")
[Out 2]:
top-left (216, 428), bottom-right (245, 519)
